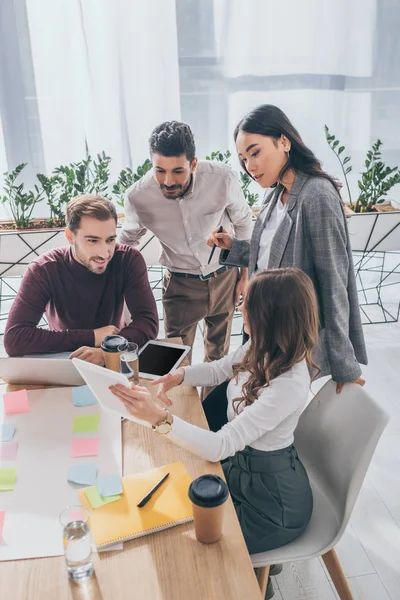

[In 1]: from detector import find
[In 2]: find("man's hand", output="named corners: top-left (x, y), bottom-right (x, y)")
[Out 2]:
top-left (335, 378), bottom-right (365, 394)
top-left (69, 347), bottom-right (105, 366)
top-left (234, 269), bottom-right (248, 306)
top-left (94, 325), bottom-right (120, 347)
top-left (206, 227), bottom-right (234, 250)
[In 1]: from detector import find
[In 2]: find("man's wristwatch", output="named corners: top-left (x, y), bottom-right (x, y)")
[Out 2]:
top-left (152, 408), bottom-right (173, 434)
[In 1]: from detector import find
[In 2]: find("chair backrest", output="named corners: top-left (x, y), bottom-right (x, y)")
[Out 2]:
top-left (294, 380), bottom-right (389, 541)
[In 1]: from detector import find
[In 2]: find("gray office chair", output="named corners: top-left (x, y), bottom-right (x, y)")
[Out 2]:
top-left (251, 379), bottom-right (389, 599)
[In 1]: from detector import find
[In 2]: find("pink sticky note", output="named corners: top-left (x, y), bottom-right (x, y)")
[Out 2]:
top-left (70, 438), bottom-right (99, 458)
top-left (0, 442), bottom-right (18, 461)
top-left (0, 512), bottom-right (4, 539)
top-left (3, 390), bottom-right (30, 415)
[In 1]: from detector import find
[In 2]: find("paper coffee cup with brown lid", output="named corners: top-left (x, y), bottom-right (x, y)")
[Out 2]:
top-left (100, 335), bottom-right (129, 372)
top-left (188, 474), bottom-right (229, 544)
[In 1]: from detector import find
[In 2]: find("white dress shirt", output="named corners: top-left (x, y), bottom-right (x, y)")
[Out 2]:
top-left (256, 190), bottom-right (286, 270)
top-left (119, 161), bottom-right (253, 276)
top-left (167, 344), bottom-right (310, 463)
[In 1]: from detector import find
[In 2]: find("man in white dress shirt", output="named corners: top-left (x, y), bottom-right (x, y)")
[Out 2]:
top-left (119, 121), bottom-right (252, 374)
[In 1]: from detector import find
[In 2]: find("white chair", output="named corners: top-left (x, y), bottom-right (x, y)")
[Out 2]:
top-left (252, 379), bottom-right (389, 599)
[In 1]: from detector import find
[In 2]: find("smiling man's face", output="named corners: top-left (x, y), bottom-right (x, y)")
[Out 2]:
top-left (152, 153), bottom-right (198, 199)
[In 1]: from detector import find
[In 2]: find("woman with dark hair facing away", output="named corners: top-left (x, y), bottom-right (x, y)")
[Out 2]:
top-left (208, 105), bottom-right (367, 393)
top-left (111, 268), bottom-right (318, 597)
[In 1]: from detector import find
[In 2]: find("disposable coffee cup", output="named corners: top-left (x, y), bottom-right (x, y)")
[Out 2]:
top-left (188, 474), bottom-right (229, 544)
top-left (101, 335), bottom-right (129, 372)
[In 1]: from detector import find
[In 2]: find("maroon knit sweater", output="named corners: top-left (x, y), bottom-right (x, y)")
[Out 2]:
top-left (4, 244), bottom-right (158, 356)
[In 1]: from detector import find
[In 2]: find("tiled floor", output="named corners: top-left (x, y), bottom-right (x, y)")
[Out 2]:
top-left (1, 261), bottom-right (400, 599)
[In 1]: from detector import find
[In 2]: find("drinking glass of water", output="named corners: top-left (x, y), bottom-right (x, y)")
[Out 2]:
top-left (119, 342), bottom-right (139, 383)
top-left (60, 506), bottom-right (93, 581)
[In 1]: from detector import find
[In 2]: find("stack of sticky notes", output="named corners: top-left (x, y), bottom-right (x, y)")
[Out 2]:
top-left (0, 389), bottom-right (30, 500)
top-left (84, 474), bottom-right (123, 509)
top-left (68, 387), bottom-right (122, 510)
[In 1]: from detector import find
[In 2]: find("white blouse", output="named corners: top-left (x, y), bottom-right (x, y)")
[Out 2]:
top-left (256, 190), bottom-right (286, 270)
top-left (167, 344), bottom-right (310, 463)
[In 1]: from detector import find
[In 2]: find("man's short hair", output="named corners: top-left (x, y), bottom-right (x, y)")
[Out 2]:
top-left (149, 121), bottom-right (196, 163)
top-left (66, 194), bottom-right (117, 233)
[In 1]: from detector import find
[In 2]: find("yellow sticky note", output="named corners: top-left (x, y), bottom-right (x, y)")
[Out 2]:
top-left (84, 485), bottom-right (121, 509)
top-left (0, 467), bottom-right (16, 491)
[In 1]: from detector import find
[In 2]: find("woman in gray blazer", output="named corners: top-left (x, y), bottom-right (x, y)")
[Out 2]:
top-left (209, 105), bottom-right (367, 391)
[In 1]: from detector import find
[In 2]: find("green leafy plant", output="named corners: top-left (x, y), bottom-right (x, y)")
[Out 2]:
top-left (113, 159), bottom-right (152, 207)
top-left (239, 171), bottom-right (260, 207)
top-left (325, 125), bottom-right (400, 213)
top-left (48, 151), bottom-right (112, 224)
top-left (1, 163), bottom-right (43, 228)
top-left (205, 150), bottom-right (259, 207)
top-left (205, 150), bottom-right (231, 163)
top-left (36, 173), bottom-right (64, 227)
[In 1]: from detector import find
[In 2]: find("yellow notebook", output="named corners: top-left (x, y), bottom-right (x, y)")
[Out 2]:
top-left (77, 461), bottom-right (193, 548)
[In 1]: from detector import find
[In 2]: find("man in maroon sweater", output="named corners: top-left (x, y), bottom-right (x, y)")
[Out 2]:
top-left (4, 195), bottom-right (158, 365)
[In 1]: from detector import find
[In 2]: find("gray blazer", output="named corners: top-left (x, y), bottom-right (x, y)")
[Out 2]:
top-left (220, 172), bottom-right (367, 382)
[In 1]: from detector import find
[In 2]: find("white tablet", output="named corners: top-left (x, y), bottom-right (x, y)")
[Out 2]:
top-left (136, 340), bottom-right (191, 380)
top-left (72, 358), bottom-right (151, 427)
top-left (0, 355), bottom-right (85, 386)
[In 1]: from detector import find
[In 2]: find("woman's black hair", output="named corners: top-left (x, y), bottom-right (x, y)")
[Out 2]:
top-left (234, 105), bottom-right (340, 193)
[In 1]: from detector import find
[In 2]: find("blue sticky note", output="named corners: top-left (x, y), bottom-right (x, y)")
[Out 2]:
top-left (67, 464), bottom-right (98, 486)
top-left (96, 474), bottom-right (123, 497)
top-left (0, 424), bottom-right (15, 442)
top-left (72, 386), bottom-right (98, 408)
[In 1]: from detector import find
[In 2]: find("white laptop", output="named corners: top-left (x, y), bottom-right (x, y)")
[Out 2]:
top-left (0, 353), bottom-right (85, 386)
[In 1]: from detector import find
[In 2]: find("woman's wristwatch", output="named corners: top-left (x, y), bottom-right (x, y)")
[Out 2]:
top-left (152, 408), bottom-right (173, 434)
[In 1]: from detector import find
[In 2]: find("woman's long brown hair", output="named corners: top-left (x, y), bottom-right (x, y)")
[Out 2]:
top-left (233, 268), bottom-right (320, 413)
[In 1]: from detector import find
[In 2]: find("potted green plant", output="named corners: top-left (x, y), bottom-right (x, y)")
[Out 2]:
top-left (324, 126), bottom-right (400, 254)
top-left (0, 154), bottom-right (159, 279)
top-left (112, 159), bottom-right (152, 207)
top-left (324, 126), bottom-right (400, 213)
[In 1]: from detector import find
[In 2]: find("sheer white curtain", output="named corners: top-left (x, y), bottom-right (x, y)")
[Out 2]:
top-left (213, 0), bottom-right (376, 78)
top-left (25, 0), bottom-right (180, 173)
top-left (211, 0), bottom-right (379, 202)
top-left (0, 0), bottom-right (180, 219)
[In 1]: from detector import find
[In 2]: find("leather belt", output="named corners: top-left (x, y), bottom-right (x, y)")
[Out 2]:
top-left (169, 265), bottom-right (232, 281)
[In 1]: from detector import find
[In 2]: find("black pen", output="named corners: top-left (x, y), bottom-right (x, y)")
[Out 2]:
top-left (207, 225), bottom-right (223, 265)
top-left (137, 472), bottom-right (170, 508)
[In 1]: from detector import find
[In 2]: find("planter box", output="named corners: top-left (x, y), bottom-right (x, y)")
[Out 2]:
top-left (347, 211), bottom-right (400, 252)
top-left (0, 228), bottom-right (161, 279)
top-left (347, 211), bottom-right (400, 324)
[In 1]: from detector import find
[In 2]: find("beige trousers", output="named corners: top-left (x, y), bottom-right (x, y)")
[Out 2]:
top-left (162, 267), bottom-right (239, 397)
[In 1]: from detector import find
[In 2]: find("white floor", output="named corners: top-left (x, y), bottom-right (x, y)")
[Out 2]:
top-left (1, 261), bottom-right (400, 599)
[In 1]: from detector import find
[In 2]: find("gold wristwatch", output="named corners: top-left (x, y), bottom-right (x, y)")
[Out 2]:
top-left (152, 408), bottom-right (173, 434)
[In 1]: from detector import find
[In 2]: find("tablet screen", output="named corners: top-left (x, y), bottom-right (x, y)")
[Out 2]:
top-left (138, 344), bottom-right (187, 376)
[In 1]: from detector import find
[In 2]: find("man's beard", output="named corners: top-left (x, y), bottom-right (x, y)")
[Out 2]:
top-left (160, 175), bottom-right (192, 199)
top-left (73, 244), bottom-right (110, 274)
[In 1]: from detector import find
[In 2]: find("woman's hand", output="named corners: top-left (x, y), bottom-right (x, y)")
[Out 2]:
top-left (150, 368), bottom-right (185, 406)
top-left (206, 227), bottom-right (234, 250)
top-left (109, 382), bottom-right (166, 427)
top-left (335, 378), bottom-right (365, 394)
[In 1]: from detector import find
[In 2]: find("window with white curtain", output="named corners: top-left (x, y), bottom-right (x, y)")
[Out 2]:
top-left (1, 0), bottom-right (399, 221)
top-left (178, 0), bottom-right (400, 202)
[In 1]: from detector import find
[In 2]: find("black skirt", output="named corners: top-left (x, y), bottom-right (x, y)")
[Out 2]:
top-left (223, 445), bottom-right (313, 555)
